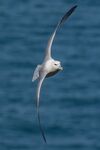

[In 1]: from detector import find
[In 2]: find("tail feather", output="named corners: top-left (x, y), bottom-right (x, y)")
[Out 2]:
top-left (32, 65), bottom-right (41, 82)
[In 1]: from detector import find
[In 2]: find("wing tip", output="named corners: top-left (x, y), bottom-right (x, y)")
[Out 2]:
top-left (71, 5), bottom-right (78, 12)
top-left (73, 5), bottom-right (78, 8)
top-left (37, 107), bottom-right (47, 144)
top-left (43, 135), bottom-right (47, 143)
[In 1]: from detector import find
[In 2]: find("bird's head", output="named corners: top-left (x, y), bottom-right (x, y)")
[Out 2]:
top-left (52, 60), bottom-right (63, 71)
top-left (44, 59), bottom-right (63, 73)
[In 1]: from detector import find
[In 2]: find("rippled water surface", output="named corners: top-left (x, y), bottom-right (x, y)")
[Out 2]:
top-left (0, 0), bottom-right (100, 149)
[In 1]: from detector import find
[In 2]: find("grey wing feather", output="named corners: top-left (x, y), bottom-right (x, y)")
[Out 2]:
top-left (36, 71), bottom-right (47, 143)
top-left (44, 5), bottom-right (77, 61)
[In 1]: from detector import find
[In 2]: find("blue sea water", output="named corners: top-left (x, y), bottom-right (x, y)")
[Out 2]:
top-left (0, 0), bottom-right (100, 149)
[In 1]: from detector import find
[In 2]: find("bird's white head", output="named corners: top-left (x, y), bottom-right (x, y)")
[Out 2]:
top-left (44, 59), bottom-right (63, 73)
top-left (52, 60), bottom-right (63, 71)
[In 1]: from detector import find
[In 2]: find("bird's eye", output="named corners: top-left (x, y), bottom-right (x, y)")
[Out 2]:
top-left (54, 64), bottom-right (57, 66)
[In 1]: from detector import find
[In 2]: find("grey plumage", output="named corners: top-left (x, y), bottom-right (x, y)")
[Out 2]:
top-left (44, 5), bottom-right (77, 61)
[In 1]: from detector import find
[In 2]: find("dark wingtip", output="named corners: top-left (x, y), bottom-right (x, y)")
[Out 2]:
top-left (44, 136), bottom-right (47, 144)
top-left (37, 109), bottom-right (47, 144)
top-left (71, 5), bottom-right (78, 12)
top-left (73, 5), bottom-right (78, 8)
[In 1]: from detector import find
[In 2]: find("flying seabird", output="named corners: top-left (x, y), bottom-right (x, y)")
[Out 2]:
top-left (32, 5), bottom-right (77, 143)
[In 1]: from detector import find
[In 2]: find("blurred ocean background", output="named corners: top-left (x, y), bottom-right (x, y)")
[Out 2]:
top-left (0, 0), bottom-right (100, 149)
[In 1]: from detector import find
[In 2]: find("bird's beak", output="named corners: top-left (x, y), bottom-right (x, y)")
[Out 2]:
top-left (59, 66), bottom-right (63, 70)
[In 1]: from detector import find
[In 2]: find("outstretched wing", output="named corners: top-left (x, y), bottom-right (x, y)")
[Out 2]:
top-left (36, 70), bottom-right (47, 143)
top-left (44, 5), bottom-right (77, 61)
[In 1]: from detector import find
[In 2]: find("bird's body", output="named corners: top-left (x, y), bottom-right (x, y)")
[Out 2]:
top-left (32, 5), bottom-right (77, 143)
top-left (32, 58), bottom-right (62, 82)
top-left (46, 69), bottom-right (59, 78)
